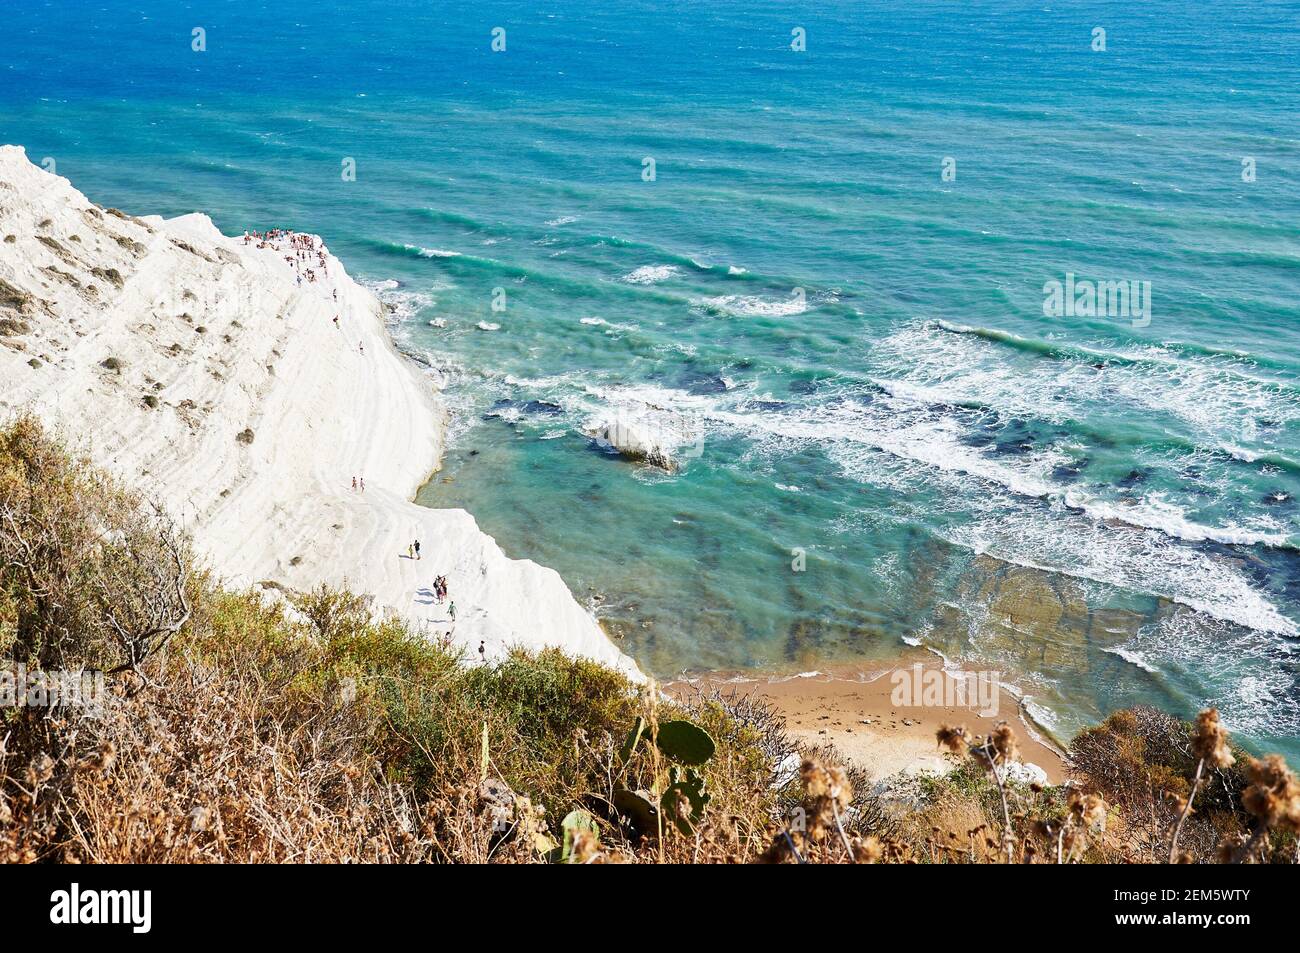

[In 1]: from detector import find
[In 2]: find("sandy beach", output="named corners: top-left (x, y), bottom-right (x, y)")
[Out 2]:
top-left (669, 649), bottom-right (1068, 783)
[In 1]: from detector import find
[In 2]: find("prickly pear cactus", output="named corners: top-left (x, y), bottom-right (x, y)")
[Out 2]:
top-left (619, 715), bottom-right (645, 765)
top-left (662, 766), bottom-right (711, 835)
top-left (653, 719), bottom-right (716, 765)
top-left (612, 786), bottom-right (660, 836)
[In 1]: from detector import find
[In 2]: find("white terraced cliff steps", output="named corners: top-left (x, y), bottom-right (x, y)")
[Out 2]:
top-left (0, 145), bottom-right (641, 680)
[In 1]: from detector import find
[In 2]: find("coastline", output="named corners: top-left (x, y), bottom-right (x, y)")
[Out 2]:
top-left (0, 147), bottom-right (1082, 783)
top-left (0, 145), bottom-right (641, 681)
top-left (0, 145), bottom-right (1079, 783)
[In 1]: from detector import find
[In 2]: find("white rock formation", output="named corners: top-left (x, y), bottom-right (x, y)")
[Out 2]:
top-left (591, 415), bottom-right (679, 471)
top-left (0, 145), bottom-right (640, 679)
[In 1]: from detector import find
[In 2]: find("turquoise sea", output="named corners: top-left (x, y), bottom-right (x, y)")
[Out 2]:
top-left (3, 0), bottom-right (1299, 755)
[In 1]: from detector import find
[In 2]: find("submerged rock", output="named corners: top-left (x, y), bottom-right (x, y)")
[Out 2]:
top-left (521, 399), bottom-right (563, 416)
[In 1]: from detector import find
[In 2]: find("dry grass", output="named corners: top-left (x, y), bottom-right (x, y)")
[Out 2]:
top-left (1, 417), bottom-right (1297, 864)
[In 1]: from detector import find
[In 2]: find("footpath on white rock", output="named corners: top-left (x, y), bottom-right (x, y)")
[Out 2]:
top-left (0, 144), bottom-right (640, 680)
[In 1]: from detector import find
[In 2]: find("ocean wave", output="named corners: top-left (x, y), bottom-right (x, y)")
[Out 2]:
top-left (929, 319), bottom-right (1300, 393)
top-left (412, 206), bottom-right (488, 231)
top-left (1022, 699), bottom-right (1063, 738)
top-left (613, 375), bottom-right (1292, 557)
top-left (875, 321), bottom-right (1300, 464)
top-left (621, 264), bottom-right (680, 285)
top-left (873, 373), bottom-right (1300, 478)
top-left (1101, 646), bottom-right (1161, 674)
top-left (1122, 613), bottom-right (1300, 739)
top-left (694, 393), bottom-right (1298, 637)
top-left (544, 215), bottom-right (579, 227)
top-left (940, 516), bottom-right (1296, 638)
top-left (856, 382), bottom-right (1296, 549)
top-left (406, 244), bottom-right (461, 258)
top-left (361, 279), bottom-right (435, 323)
top-left (692, 293), bottom-right (807, 317)
top-left (361, 238), bottom-right (537, 280)
top-left (1060, 489), bottom-right (1292, 548)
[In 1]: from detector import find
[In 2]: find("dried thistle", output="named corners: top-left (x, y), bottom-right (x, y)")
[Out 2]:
top-left (569, 828), bottom-right (599, 864)
top-left (990, 722), bottom-right (1020, 764)
top-left (1068, 791), bottom-right (1107, 832)
top-left (1190, 708), bottom-right (1234, 770)
top-left (851, 835), bottom-right (882, 864)
top-left (25, 753), bottom-right (54, 787)
top-left (77, 741), bottom-right (116, 775)
top-left (1216, 832), bottom-right (1246, 864)
top-left (1242, 755), bottom-right (1300, 834)
top-left (798, 757), bottom-right (853, 855)
top-left (1170, 710), bottom-right (1237, 863)
top-left (936, 724), bottom-right (968, 754)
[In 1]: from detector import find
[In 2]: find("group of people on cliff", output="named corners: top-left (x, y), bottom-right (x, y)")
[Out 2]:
top-left (430, 572), bottom-right (455, 623)
top-left (403, 541), bottom-right (455, 623)
top-left (242, 228), bottom-right (329, 285)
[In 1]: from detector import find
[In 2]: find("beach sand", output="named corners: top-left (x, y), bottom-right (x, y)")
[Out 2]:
top-left (668, 649), bottom-right (1067, 783)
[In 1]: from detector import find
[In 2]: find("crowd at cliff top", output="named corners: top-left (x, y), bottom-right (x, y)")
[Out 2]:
top-left (242, 228), bottom-right (329, 284)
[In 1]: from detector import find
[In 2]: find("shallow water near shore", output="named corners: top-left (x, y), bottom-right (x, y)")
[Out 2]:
top-left (3, 1), bottom-right (1299, 757)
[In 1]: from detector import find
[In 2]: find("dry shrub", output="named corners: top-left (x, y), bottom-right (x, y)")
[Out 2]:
top-left (1, 655), bottom-right (428, 863)
top-left (1071, 705), bottom-right (1251, 862)
top-left (0, 581), bottom-right (644, 864)
top-left (0, 414), bottom-right (192, 674)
